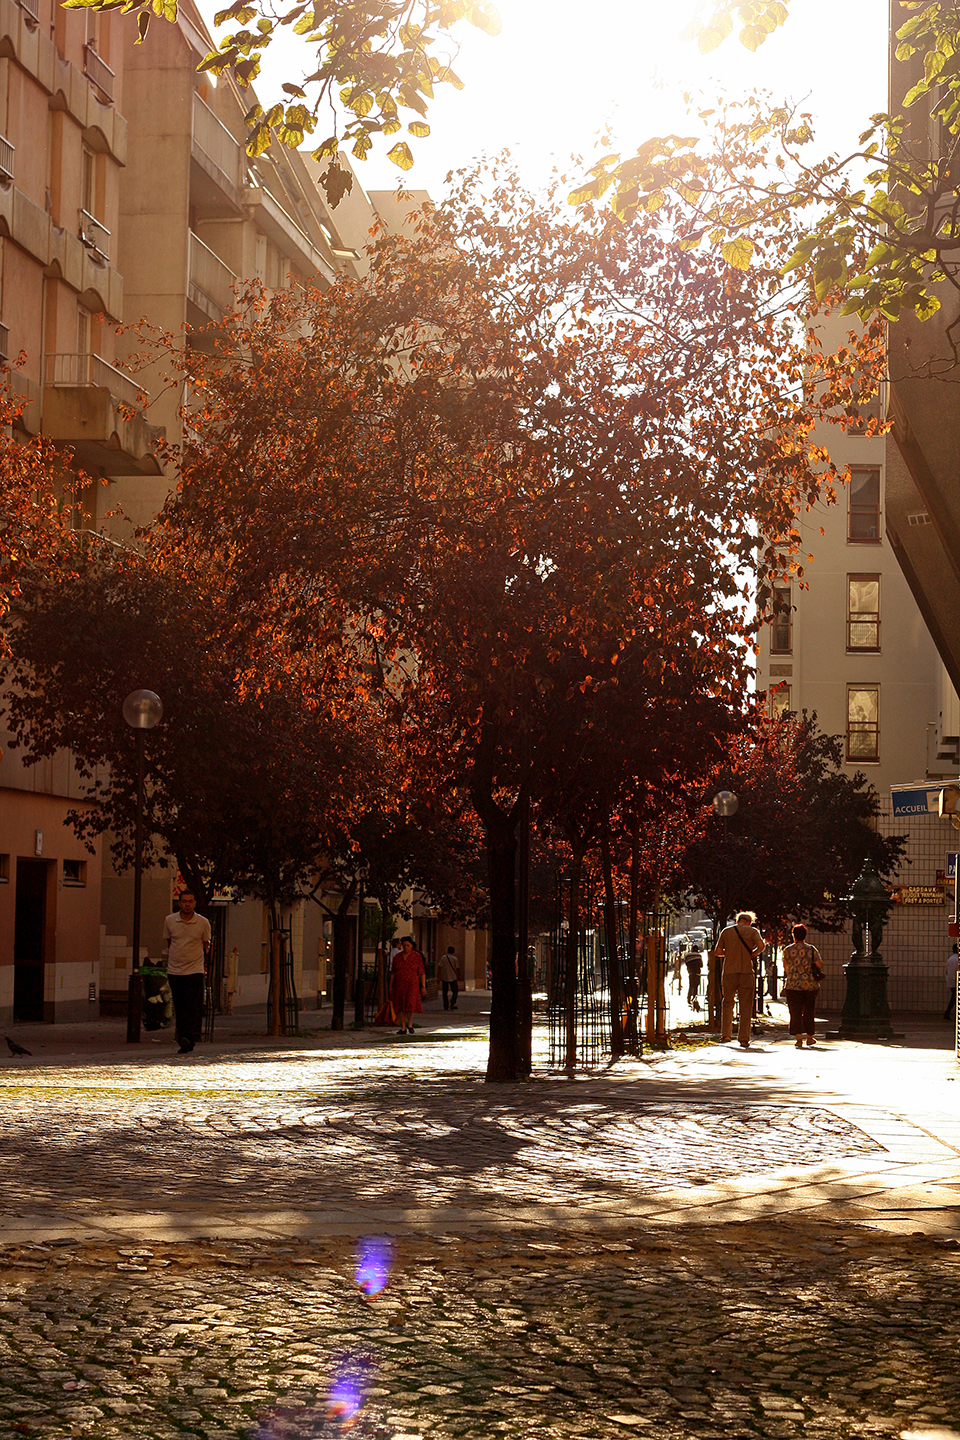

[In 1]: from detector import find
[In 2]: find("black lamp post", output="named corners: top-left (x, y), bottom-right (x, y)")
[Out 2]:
top-left (710, 790), bottom-right (738, 1030)
top-left (123, 689), bottom-right (163, 1044)
top-left (834, 858), bottom-right (896, 1041)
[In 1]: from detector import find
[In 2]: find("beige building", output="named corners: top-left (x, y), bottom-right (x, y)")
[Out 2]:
top-left (0, 0), bottom-right (483, 1023)
top-left (756, 338), bottom-right (960, 1012)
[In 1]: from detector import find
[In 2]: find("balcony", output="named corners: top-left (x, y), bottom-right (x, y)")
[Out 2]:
top-left (188, 231), bottom-right (236, 319)
top-left (83, 43), bottom-right (114, 104)
top-left (191, 94), bottom-right (242, 215)
top-left (0, 135), bottom-right (13, 188)
top-left (78, 208), bottom-right (109, 267)
top-left (0, 322), bottom-right (9, 361)
top-left (42, 353), bottom-right (163, 475)
top-left (17, 0), bottom-right (39, 23)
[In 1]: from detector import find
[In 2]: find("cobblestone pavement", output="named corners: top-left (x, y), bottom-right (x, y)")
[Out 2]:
top-left (0, 1036), bottom-right (881, 1218)
top-left (1, 1223), bottom-right (959, 1440)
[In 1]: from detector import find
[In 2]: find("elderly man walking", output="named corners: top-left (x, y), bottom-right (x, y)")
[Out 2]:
top-left (714, 911), bottom-right (765, 1049)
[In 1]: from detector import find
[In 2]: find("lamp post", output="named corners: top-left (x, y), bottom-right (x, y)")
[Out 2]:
top-left (122, 689), bottom-right (163, 1044)
top-left (709, 790), bottom-right (738, 1030)
top-left (833, 858), bottom-right (896, 1041)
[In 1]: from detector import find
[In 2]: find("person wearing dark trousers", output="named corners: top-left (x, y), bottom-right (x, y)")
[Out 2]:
top-left (162, 890), bottom-right (211, 1054)
top-left (437, 947), bottom-right (461, 1010)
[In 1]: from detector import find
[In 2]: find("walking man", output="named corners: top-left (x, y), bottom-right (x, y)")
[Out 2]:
top-left (945, 943), bottom-right (959, 1023)
top-left (162, 890), bottom-right (211, 1054)
top-left (437, 946), bottom-right (461, 1010)
top-left (714, 911), bottom-right (765, 1049)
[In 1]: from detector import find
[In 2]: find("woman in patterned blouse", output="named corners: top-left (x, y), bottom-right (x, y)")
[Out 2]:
top-left (781, 923), bottom-right (823, 1049)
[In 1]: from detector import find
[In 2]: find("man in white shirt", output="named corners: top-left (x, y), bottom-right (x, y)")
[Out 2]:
top-left (162, 891), bottom-right (211, 1054)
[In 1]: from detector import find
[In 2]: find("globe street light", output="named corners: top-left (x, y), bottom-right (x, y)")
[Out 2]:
top-left (123, 689), bottom-right (163, 1044)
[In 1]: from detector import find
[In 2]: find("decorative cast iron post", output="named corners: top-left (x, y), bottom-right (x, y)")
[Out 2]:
top-left (835, 858), bottom-right (895, 1041)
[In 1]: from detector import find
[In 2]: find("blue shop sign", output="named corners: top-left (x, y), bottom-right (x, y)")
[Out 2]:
top-left (891, 787), bottom-right (941, 816)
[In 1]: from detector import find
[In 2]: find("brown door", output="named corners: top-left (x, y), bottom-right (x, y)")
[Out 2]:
top-left (14, 859), bottom-right (48, 1022)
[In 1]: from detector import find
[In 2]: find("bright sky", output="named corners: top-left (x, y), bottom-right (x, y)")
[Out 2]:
top-left (213, 0), bottom-right (889, 201)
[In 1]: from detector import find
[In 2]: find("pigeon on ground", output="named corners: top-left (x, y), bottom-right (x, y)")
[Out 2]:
top-left (5, 1037), bottom-right (31, 1056)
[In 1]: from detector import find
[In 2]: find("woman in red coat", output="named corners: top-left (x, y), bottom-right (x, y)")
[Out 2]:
top-left (390, 936), bottom-right (426, 1036)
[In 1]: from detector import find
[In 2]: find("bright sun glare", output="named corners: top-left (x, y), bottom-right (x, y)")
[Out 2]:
top-left (196, 0), bottom-right (888, 200)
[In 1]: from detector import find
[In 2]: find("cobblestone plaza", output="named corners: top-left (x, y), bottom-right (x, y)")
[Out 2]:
top-left (1, 1005), bottom-right (960, 1439)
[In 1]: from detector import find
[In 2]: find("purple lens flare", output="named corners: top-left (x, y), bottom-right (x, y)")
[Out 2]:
top-left (355, 1235), bottom-right (394, 1298)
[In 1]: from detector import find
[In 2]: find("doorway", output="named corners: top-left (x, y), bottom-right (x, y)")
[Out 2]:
top-left (14, 859), bottom-right (49, 1022)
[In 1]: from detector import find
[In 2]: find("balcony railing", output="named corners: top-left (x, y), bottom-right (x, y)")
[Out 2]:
top-left (192, 94), bottom-right (242, 193)
top-left (0, 323), bottom-right (9, 362)
top-left (83, 44), bottom-right (115, 103)
top-left (17, 0), bottom-right (40, 23)
top-left (79, 208), bottom-right (110, 266)
top-left (44, 353), bottom-right (143, 409)
top-left (188, 231), bottom-right (236, 316)
top-left (0, 134), bottom-right (13, 187)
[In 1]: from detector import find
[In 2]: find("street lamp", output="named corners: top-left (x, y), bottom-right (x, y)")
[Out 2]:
top-left (123, 689), bottom-right (163, 1044)
top-left (709, 790), bottom-right (738, 1029)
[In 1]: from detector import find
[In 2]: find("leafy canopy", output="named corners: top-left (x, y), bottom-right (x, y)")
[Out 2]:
top-left (61, 0), bottom-right (499, 172)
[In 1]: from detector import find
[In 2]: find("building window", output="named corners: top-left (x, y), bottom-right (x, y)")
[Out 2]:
top-left (63, 859), bottom-right (86, 886)
top-left (768, 683), bottom-right (791, 719)
top-left (847, 575), bottom-right (880, 651)
top-left (0, 854), bottom-right (8, 882)
top-left (770, 584), bottom-right (792, 654)
top-left (847, 685), bottom-right (879, 762)
top-left (849, 467), bottom-right (881, 543)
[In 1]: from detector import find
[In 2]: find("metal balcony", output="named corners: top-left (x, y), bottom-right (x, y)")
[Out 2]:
top-left (192, 94), bottom-right (242, 204)
top-left (188, 231), bottom-right (236, 318)
top-left (0, 323), bottom-right (9, 362)
top-left (0, 135), bottom-right (14, 188)
top-left (17, 0), bottom-right (40, 23)
top-left (83, 44), bottom-right (115, 104)
top-left (79, 208), bottom-right (110, 266)
top-left (44, 352), bottom-right (142, 409)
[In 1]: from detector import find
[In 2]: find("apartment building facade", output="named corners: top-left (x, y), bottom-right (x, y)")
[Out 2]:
top-left (756, 358), bottom-right (960, 1012)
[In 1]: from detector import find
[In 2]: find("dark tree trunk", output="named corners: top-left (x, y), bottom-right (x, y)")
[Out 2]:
top-left (484, 813), bottom-right (520, 1081)
top-left (469, 718), bottom-right (522, 1083)
top-left (175, 852), bottom-right (210, 913)
top-left (330, 880), bottom-right (357, 1031)
top-left (624, 815), bottom-right (641, 1054)
top-left (516, 773), bottom-right (532, 1079)
top-left (600, 824), bottom-right (624, 1059)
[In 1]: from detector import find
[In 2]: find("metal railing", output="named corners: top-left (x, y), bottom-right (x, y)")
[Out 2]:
top-left (83, 44), bottom-right (115, 103)
top-left (79, 208), bottom-right (110, 265)
top-left (17, 0), bottom-right (40, 22)
top-left (0, 322), bottom-right (9, 362)
top-left (192, 94), bottom-right (242, 192)
top-left (188, 231), bottom-right (236, 315)
top-left (0, 135), bottom-right (14, 186)
top-left (44, 352), bottom-right (143, 409)
top-left (847, 616), bottom-right (880, 650)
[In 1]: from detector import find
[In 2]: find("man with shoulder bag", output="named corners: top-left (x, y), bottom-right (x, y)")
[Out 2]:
top-left (714, 911), bottom-right (765, 1049)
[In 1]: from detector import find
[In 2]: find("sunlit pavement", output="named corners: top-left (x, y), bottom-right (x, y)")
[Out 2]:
top-left (2, 1001), bottom-right (960, 1438)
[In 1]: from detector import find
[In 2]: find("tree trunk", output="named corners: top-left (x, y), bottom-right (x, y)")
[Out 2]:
top-left (516, 772), bottom-right (532, 1079)
top-left (330, 880), bottom-right (357, 1031)
top-left (484, 813), bottom-right (520, 1081)
top-left (600, 824), bottom-right (624, 1059)
top-left (469, 717), bottom-right (522, 1083)
top-left (176, 852), bottom-right (210, 913)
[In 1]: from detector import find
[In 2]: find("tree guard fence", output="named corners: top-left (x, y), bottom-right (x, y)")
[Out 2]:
top-left (202, 905), bottom-right (227, 1042)
top-left (266, 919), bottom-right (299, 1035)
top-left (549, 871), bottom-right (669, 1070)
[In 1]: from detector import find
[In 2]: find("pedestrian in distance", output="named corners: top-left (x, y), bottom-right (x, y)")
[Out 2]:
top-left (162, 890), bottom-right (211, 1054)
top-left (944, 943), bottom-right (959, 1023)
top-left (685, 949), bottom-right (703, 1011)
top-left (390, 936), bottom-right (426, 1036)
top-left (714, 911), bottom-right (765, 1048)
top-left (781, 923), bottom-right (823, 1048)
top-left (437, 946), bottom-right (461, 1010)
